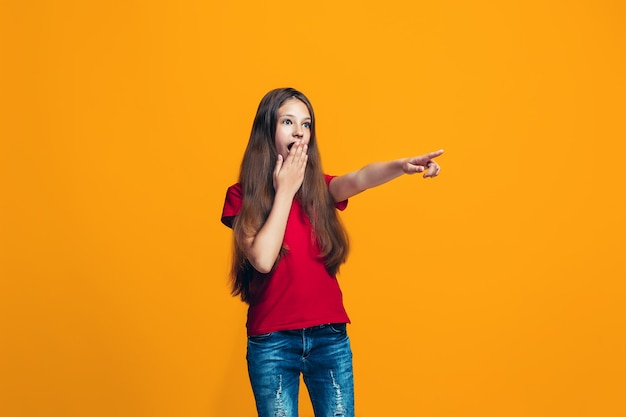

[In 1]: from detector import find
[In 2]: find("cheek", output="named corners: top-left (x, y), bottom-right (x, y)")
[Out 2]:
top-left (274, 133), bottom-right (287, 155)
top-left (275, 125), bottom-right (288, 140)
top-left (274, 127), bottom-right (283, 142)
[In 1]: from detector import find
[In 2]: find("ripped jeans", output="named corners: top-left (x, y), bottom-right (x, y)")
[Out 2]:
top-left (246, 323), bottom-right (354, 417)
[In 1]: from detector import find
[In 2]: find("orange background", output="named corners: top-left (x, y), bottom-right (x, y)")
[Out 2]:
top-left (1, 1), bottom-right (625, 416)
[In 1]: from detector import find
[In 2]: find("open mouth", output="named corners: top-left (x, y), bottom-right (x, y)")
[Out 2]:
top-left (287, 142), bottom-right (296, 151)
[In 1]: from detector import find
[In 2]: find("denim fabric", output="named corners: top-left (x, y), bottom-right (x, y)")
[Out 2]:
top-left (247, 323), bottom-right (354, 417)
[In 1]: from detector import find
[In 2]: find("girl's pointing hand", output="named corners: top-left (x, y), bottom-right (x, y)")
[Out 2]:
top-left (402, 149), bottom-right (444, 178)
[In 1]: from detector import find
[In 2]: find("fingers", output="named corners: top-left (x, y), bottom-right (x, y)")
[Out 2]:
top-left (285, 141), bottom-right (308, 168)
top-left (274, 154), bottom-right (284, 172)
top-left (423, 161), bottom-right (441, 178)
top-left (425, 149), bottom-right (445, 160)
top-left (407, 150), bottom-right (443, 166)
top-left (274, 141), bottom-right (308, 194)
top-left (406, 165), bottom-right (425, 174)
top-left (273, 154), bottom-right (286, 179)
top-left (272, 154), bottom-right (283, 190)
top-left (407, 149), bottom-right (443, 178)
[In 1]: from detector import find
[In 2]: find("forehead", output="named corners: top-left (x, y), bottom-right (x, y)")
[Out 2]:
top-left (278, 99), bottom-right (311, 118)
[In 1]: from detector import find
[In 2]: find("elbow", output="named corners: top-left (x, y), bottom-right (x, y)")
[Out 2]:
top-left (255, 263), bottom-right (273, 274)
top-left (249, 256), bottom-right (276, 274)
top-left (243, 238), bottom-right (281, 274)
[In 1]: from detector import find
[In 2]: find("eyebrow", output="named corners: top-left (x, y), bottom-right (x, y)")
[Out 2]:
top-left (279, 113), bottom-right (311, 120)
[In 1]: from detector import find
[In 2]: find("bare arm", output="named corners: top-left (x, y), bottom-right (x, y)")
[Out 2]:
top-left (241, 142), bottom-right (308, 273)
top-left (329, 149), bottom-right (444, 203)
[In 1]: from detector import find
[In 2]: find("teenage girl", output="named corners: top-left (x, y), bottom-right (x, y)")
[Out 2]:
top-left (221, 87), bottom-right (443, 417)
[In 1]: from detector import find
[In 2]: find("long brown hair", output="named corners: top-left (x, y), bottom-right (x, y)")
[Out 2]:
top-left (230, 88), bottom-right (350, 302)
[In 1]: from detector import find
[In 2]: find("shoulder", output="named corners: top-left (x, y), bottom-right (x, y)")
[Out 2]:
top-left (323, 174), bottom-right (348, 211)
top-left (221, 183), bottom-right (242, 228)
top-left (226, 182), bottom-right (242, 197)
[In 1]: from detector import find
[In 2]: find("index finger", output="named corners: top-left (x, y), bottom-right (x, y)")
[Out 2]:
top-left (425, 149), bottom-right (444, 159)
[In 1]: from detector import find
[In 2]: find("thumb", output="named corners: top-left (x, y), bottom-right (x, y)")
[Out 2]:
top-left (273, 155), bottom-right (283, 190)
top-left (408, 162), bottom-right (425, 173)
top-left (274, 154), bottom-right (284, 176)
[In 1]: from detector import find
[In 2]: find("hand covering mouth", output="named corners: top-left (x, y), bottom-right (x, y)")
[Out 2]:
top-left (287, 142), bottom-right (296, 151)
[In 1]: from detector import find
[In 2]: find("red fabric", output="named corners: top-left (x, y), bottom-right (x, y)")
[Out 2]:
top-left (221, 175), bottom-right (350, 335)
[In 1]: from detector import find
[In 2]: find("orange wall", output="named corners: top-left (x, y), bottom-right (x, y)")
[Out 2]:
top-left (1, 1), bottom-right (625, 416)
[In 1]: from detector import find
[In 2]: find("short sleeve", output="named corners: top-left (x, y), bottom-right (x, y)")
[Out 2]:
top-left (324, 175), bottom-right (348, 211)
top-left (221, 183), bottom-right (243, 228)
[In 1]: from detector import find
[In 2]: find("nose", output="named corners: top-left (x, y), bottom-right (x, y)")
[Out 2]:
top-left (292, 124), bottom-right (303, 138)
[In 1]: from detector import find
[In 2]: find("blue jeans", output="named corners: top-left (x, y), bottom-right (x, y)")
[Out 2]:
top-left (247, 323), bottom-right (354, 417)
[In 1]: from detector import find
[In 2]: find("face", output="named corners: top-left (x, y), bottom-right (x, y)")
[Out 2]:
top-left (274, 98), bottom-right (311, 159)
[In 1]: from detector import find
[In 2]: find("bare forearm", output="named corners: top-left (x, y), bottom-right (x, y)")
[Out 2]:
top-left (244, 141), bottom-right (309, 273)
top-left (330, 159), bottom-right (407, 202)
top-left (244, 191), bottom-right (293, 273)
top-left (353, 159), bottom-right (407, 191)
top-left (329, 149), bottom-right (444, 202)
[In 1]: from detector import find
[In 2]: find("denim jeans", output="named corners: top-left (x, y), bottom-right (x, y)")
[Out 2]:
top-left (246, 323), bottom-right (354, 417)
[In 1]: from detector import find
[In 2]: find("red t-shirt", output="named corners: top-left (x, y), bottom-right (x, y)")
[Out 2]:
top-left (221, 175), bottom-right (351, 336)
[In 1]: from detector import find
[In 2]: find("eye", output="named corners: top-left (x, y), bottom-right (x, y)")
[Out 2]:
top-left (282, 119), bottom-right (292, 125)
top-left (303, 122), bottom-right (311, 129)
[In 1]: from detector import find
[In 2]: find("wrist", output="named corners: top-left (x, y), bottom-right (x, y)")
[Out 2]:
top-left (274, 188), bottom-right (296, 203)
top-left (397, 158), bottom-right (409, 174)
